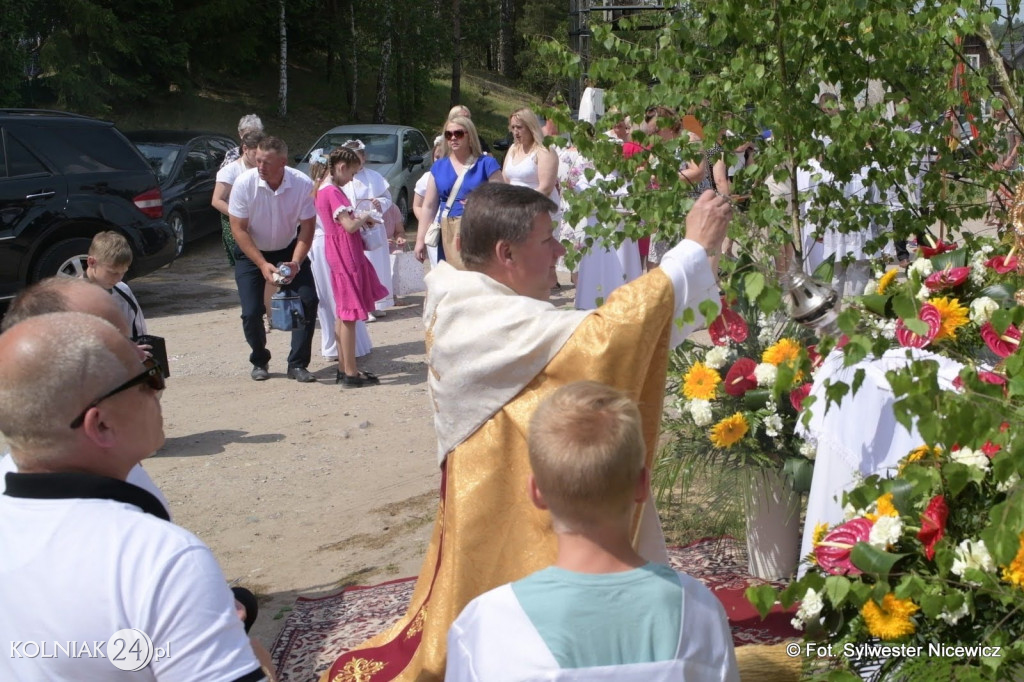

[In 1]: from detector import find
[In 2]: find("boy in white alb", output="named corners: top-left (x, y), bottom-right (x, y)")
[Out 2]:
top-left (446, 381), bottom-right (739, 682)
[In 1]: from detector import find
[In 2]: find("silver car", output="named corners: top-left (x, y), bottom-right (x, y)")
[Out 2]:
top-left (296, 124), bottom-right (432, 222)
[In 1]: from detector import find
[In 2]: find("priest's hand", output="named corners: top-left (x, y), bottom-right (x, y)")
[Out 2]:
top-left (684, 190), bottom-right (731, 257)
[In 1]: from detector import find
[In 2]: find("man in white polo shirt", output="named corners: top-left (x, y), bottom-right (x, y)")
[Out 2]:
top-left (228, 136), bottom-right (319, 382)
top-left (0, 313), bottom-right (265, 681)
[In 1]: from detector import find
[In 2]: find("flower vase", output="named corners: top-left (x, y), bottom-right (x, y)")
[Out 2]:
top-left (743, 466), bottom-right (802, 580)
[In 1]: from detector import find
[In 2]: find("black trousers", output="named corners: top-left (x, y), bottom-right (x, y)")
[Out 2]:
top-left (233, 240), bottom-right (318, 369)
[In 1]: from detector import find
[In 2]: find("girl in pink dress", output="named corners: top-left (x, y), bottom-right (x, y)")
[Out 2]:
top-left (312, 147), bottom-right (389, 388)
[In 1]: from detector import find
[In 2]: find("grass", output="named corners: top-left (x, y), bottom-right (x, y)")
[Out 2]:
top-left (107, 64), bottom-right (541, 159)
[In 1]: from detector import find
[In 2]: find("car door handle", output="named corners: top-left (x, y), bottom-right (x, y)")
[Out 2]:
top-left (25, 191), bottom-right (56, 200)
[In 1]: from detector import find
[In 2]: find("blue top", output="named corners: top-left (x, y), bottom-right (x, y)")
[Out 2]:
top-left (431, 155), bottom-right (502, 219)
top-left (511, 562), bottom-right (683, 668)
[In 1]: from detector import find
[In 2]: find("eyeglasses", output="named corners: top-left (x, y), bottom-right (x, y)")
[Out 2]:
top-left (444, 129), bottom-right (467, 140)
top-left (69, 357), bottom-right (166, 429)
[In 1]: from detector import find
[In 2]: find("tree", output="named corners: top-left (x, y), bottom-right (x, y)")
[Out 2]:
top-left (373, 0), bottom-right (393, 123)
top-left (278, 0), bottom-right (287, 117)
top-left (450, 0), bottom-right (462, 106)
top-left (498, 0), bottom-right (516, 78)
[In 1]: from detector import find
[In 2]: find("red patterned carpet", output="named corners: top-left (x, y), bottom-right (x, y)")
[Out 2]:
top-left (270, 537), bottom-right (799, 682)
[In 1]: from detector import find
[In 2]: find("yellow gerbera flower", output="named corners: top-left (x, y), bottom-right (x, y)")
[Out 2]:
top-left (899, 444), bottom-right (942, 473)
top-left (762, 338), bottom-right (802, 366)
top-left (709, 412), bottom-right (749, 448)
top-left (861, 593), bottom-right (919, 640)
top-left (1001, 533), bottom-right (1024, 589)
top-left (812, 523), bottom-right (829, 546)
top-left (877, 269), bottom-right (899, 295)
top-left (867, 493), bottom-right (899, 521)
top-left (682, 362), bottom-right (721, 401)
top-left (928, 297), bottom-right (969, 341)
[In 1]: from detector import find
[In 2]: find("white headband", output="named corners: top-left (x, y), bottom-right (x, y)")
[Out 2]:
top-left (309, 148), bottom-right (326, 165)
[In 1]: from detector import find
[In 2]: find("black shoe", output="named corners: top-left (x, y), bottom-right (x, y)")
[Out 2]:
top-left (251, 365), bottom-right (269, 381)
top-left (287, 367), bottom-right (316, 383)
top-left (339, 370), bottom-right (381, 388)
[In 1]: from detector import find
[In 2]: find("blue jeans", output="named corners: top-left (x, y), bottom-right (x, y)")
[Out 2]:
top-left (233, 241), bottom-right (318, 369)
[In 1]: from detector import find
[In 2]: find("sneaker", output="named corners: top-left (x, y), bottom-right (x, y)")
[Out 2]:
top-left (251, 365), bottom-right (270, 381)
top-left (366, 313), bottom-right (378, 323)
top-left (287, 367), bottom-right (316, 383)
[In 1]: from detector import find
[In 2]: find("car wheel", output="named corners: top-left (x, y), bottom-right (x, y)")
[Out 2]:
top-left (396, 189), bottom-right (410, 225)
top-left (33, 237), bottom-right (94, 281)
top-left (168, 210), bottom-right (185, 257)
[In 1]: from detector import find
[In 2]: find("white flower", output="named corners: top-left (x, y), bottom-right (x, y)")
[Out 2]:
top-left (908, 258), bottom-right (934, 277)
top-left (757, 327), bottom-right (774, 345)
top-left (753, 363), bottom-right (777, 386)
top-left (880, 320), bottom-right (897, 340)
top-left (864, 280), bottom-right (878, 295)
top-left (791, 587), bottom-right (824, 630)
top-left (704, 345), bottom-right (731, 370)
top-left (916, 285), bottom-right (930, 301)
top-left (997, 473), bottom-right (1020, 494)
top-left (937, 599), bottom-right (970, 625)
top-left (951, 447), bottom-right (990, 473)
top-left (843, 503), bottom-right (866, 521)
top-left (688, 399), bottom-right (714, 427)
top-left (951, 539), bottom-right (994, 584)
top-left (981, 243), bottom-right (995, 255)
top-left (970, 260), bottom-right (987, 286)
top-left (800, 440), bottom-right (817, 460)
top-left (763, 413), bottom-right (784, 438)
top-left (969, 296), bottom-right (999, 325)
top-left (868, 515), bottom-right (903, 549)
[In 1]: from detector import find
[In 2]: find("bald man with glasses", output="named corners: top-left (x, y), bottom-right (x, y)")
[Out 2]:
top-left (0, 313), bottom-right (265, 682)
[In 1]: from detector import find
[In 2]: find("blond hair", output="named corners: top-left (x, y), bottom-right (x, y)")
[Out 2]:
top-left (528, 381), bottom-right (645, 529)
top-left (88, 231), bottom-right (132, 268)
top-left (509, 107), bottom-right (547, 152)
top-left (443, 115), bottom-right (483, 159)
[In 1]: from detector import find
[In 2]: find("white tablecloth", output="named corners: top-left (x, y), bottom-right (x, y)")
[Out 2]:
top-left (798, 348), bottom-right (963, 567)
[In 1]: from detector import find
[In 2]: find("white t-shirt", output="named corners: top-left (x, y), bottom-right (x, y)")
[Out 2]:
top-left (216, 158), bottom-right (249, 186)
top-left (0, 453), bottom-right (171, 519)
top-left (227, 167), bottom-right (316, 252)
top-left (111, 281), bottom-right (148, 339)
top-left (0, 473), bottom-right (261, 681)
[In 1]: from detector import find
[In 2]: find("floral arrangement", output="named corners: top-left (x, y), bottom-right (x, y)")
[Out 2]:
top-left (666, 257), bottom-right (819, 490)
top-left (746, 234), bottom-right (1024, 679)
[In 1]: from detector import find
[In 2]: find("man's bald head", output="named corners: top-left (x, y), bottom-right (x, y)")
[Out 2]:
top-left (2, 278), bottom-right (129, 336)
top-left (0, 312), bottom-right (134, 459)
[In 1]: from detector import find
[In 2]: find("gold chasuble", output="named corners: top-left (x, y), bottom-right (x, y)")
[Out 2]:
top-left (325, 260), bottom-right (698, 682)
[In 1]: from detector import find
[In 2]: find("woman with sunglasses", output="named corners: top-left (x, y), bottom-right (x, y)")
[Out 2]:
top-left (413, 116), bottom-right (503, 267)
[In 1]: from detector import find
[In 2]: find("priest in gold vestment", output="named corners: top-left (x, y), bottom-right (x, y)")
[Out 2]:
top-left (325, 184), bottom-right (730, 682)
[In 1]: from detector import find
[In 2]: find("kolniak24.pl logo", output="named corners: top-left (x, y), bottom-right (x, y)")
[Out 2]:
top-left (10, 629), bottom-right (170, 671)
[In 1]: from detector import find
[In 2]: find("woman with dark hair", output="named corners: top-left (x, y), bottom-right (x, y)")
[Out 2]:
top-left (413, 115), bottom-right (503, 267)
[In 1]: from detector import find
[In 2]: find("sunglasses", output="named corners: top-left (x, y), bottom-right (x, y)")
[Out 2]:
top-left (69, 357), bottom-right (166, 429)
top-left (444, 129), bottom-right (467, 140)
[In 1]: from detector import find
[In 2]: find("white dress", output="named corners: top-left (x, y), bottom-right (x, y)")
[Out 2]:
top-left (561, 155), bottom-right (641, 310)
top-left (504, 148), bottom-right (560, 205)
top-left (343, 169), bottom-right (395, 310)
top-left (310, 181), bottom-right (372, 358)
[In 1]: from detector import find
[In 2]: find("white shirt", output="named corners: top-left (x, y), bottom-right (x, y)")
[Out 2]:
top-left (0, 473), bottom-right (262, 681)
top-left (0, 453), bottom-right (172, 519)
top-left (216, 158), bottom-right (249, 186)
top-left (228, 167), bottom-right (316, 252)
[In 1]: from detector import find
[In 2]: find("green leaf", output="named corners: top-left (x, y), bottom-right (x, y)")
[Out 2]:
top-left (860, 294), bottom-right (891, 317)
top-left (823, 575), bottom-right (851, 608)
top-left (744, 271), bottom-right (766, 301)
top-left (850, 542), bottom-right (907, 580)
top-left (745, 584), bottom-right (777, 618)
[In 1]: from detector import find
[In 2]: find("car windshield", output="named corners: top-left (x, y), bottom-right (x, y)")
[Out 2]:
top-left (133, 142), bottom-right (182, 182)
top-left (305, 133), bottom-right (398, 165)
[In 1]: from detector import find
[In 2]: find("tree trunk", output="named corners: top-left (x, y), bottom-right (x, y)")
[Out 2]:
top-left (348, 0), bottom-right (358, 119)
top-left (374, 2), bottom-right (392, 124)
top-left (278, 0), bottom-right (287, 117)
top-left (498, 0), bottom-right (515, 78)
top-left (450, 0), bottom-right (461, 107)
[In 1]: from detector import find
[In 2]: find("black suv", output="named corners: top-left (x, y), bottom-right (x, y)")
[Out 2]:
top-left (0, 110), bottom-right (176, 302)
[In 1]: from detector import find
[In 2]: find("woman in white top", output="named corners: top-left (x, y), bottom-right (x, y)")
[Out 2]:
top-left (413, 137), bottom-right (445, 266)
top-left (340, 140), bottom-right (395, 317)
top-left (502, 107), bottom-right (559, 205)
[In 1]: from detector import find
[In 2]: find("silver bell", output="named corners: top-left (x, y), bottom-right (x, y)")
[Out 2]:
top-left (783, 269), bottom-right (840, 332)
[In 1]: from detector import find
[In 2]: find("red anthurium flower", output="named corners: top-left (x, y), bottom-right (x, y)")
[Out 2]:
top-left (895, 304), bottom-right (941, 348)
top-left (952, 371), bottom-right (1007, 392)
top-left (806, 344), bottom-right (823, 369)
top-left (723, 358), bottom-right (757, 397)
top-left (980, 322), bottom-right (1022, 358)
top-left (919, 241), bottom-right (956, 257)
top-left (790, 383), bottom-right (813, 411)
top-left (837, 335), bottom-right (850, 349)
top-left (709, 306), bottom-right (749, 346)
top-left (814, 517), bottom-right (873, 576)
top-left (924, 267), bottom-right (969, 291)
top-left (986, 254), bottom-right (1020, 274)
top-left (917, 495), bottom-right (948, 561)
top-left (982, 441), bottom-right (1001, 457)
